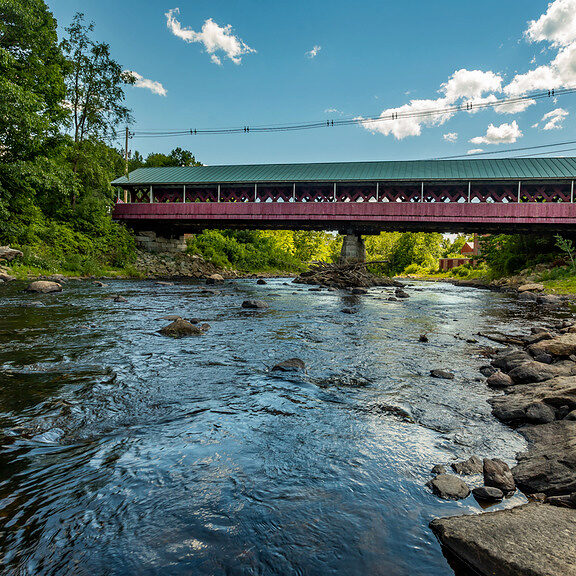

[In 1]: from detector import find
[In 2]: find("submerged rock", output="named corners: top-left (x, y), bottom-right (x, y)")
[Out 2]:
top-left (430, 503), bottom-right (576, 576)
top-left (114, 295), bottom-right (127, 302)
top-left (242, 299), bottom-right (268, 309)
top-left (419, 334), bottom-right (429, 343)
top-left (26, 281), bottom-right (62, 294)
top-left (431, 464), bottom-right (447, 475)
top-left (256, 278), bottom-right (267, 285)
top-left (430, 369), bottom-right (455, 380)
top-left (451, 455), bottom-right (483, 475)
top-left (484, 458), bottom-right (515, 494)
top-left (427, 474), bottom-right (470, 500)
top-left (271, 358), bottom-right (306, 373)
top-left (159, 318), bottom-right (204, 338)
top-left (351, 287), bottom-right (368, 295)
top-left (395, 288), bottom-right (410, 299)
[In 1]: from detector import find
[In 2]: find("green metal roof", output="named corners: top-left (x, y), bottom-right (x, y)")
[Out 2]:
top-left (112, 157), bottom-right (576, 186)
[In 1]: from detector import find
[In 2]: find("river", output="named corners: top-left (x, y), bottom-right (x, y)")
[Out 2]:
top-left (0, 279), bottom-right (565, 575)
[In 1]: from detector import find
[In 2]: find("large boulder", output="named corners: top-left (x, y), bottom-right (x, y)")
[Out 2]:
top-left (525, 402), bottom-right (556, 424)
top-left (508, 360), bottom-right (576, 384)
top-left (430, 504), bottom-right (576, 576)
top-left (513, 421), bottom-right (576, 495)
top-left (0, 246), bottom-right (23, 261)
top-left (159, 318), bottom-right (204, 338)
top-left (489, 376), bottom-right (576, 424)
top-left (427, 474), bottom-right (470, 500)
top-left (484, 458), bottom-right (515, 494)
top-left (530, 334), bottom-right (576, 357)
top-left (25, 280), bottom-right (62, 294)
top-left (471, 486), bottom-right (504, 502)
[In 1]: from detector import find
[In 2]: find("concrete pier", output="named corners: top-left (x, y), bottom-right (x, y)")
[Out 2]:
top-left (134, 231), bottom-right (187, 253)
top-left (340, 234), bottom-right (366, 263)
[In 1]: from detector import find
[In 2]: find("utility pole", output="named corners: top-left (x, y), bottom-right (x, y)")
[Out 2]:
top-left (124, 126), bottom-right (130, 177)
top-left (124, 127), bottom-right (130, 203)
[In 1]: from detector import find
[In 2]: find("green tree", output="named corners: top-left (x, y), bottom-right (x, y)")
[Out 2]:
top-left (63, 13), bottom-right (134, 144)
top-left (0, 0), bottom-right (68, 160)
top-left (144, 148), bottom-right (202, 168)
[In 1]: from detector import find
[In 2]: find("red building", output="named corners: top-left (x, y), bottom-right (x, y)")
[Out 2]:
top-left (438, 234), bottom-right (480, 271)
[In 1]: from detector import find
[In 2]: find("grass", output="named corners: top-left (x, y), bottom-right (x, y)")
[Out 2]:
top-left (6, 261), bottom-right (145, 280)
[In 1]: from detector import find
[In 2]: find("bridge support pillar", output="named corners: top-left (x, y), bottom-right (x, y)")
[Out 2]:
top-left (134, 231), bottom-right (187, 254)
top-left (340, 233), bottom-right (366, 263)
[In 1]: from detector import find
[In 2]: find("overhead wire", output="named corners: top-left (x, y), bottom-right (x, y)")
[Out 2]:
top-left (122, 87), bottom-right (575, 139)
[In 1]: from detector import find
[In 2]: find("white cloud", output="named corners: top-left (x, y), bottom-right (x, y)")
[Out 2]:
top-left (470, 121), bottom-right (523, 145)
top-left (306, 45), bottom-right (322, 59)
top-left (467, 149), bottom-right (484, 155)
top-left (360, 98), bottom-right (454, 139)
top-left (443, 132), bottom-right (458, 142)
top-left (359, 0), bottom-right (576, 140)
top-left (441, 69), bottom-right (503, 102)
top-left (537, 107), bottom-right (569, 129)
top-left (325, 108), bottom-right (344, 116)
top-left (526, 0), bottom-right (576, 47)
top-left (166, 8), bottom-right (256, 65)
top-left (127, 71), bottom-right (167, 96)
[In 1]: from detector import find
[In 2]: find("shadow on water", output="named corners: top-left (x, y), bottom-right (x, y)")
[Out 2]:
top-left (0, 278), bottom-right (565, 575)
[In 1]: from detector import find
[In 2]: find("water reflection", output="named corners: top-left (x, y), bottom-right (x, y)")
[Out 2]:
top-left (0, 279), bottom-right (564, 575)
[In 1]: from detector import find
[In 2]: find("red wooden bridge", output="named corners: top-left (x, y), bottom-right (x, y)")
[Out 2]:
top-left (112, 158), bottom-right (576, 234)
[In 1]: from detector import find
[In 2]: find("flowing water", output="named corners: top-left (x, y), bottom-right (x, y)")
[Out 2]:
top-left (0, 279), bottom-right (566, 576)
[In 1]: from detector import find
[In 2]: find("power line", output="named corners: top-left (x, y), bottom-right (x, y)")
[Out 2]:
top-left (432, 139), bottom-right (576, 160)
top-left (124, 87), bottom-right (575, 139)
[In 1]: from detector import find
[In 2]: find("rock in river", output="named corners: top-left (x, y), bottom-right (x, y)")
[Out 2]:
top-left (427, 474), bottom-right (470, 500)
top-left (159, 318), bottom-right (204, 338)
top-left (271, 358), bottom-right (306, 373)
top-left (451, 455), bottom-right (483, 475)
top-left (513, 420), bottom-right (576, 496)
top-left (25, 280), bottom-right (62, 294)
top-left (430, 369), bottom-right (455, 380)
top-left (484, 458), bottom-right (516, 494)
top-left (431, 464), bottom-right (447, 475)
top-left (486, 370), bottom-right (512, 389)
top-left (242, 299), bottom-right (268, 309)
top-left (472, 486), bottom-right (504, 502)
top-left (256, 278), bottom-right (267, 285)
top-left (430, 503), bottom-right (576, 576)
top-left (206, 274), bottom-right (224, 285)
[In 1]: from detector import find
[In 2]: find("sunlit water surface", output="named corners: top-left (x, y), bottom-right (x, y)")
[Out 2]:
top-left (0, 279), bottom-right (567, 575)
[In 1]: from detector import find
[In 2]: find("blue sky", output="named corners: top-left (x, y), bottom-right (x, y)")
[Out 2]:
top-left (46, 0), bottom-right (576, 165)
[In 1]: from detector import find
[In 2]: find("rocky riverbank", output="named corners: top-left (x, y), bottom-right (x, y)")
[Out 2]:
top-left (429, 285), bottom-right (576, 576)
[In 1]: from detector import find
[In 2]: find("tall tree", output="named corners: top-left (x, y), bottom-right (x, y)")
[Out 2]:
top-left (62, 13), bottom-right (135, 144)
top-left (0, 0), bottom-right (67, 160)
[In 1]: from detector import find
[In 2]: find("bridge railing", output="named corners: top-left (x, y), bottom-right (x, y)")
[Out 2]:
top-left (117, 180), bottom-right (575, 204)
